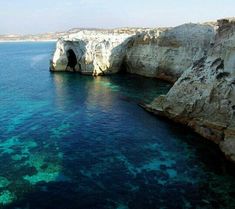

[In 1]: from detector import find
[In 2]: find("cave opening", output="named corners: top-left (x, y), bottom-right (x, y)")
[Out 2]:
top-left (119, 56), bottom-right (128, 74)
top-left (66, 49), bottom-right (77, 71)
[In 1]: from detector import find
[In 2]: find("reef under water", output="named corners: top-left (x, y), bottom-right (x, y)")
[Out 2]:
top-left (0, 42), bottom-right (235, 209)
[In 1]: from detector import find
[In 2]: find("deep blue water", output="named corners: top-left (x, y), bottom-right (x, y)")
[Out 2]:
top-left (0, 42), bottom-right (235, 209)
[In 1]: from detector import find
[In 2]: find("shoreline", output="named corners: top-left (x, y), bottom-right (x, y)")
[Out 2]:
top-left (141, 102), bottom-right (235, 164)
top-left (0, 39), bottom-right (57, 43)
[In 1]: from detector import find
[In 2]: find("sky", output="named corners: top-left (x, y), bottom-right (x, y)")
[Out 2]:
top-left (0, 0), bottom-right (235, 34)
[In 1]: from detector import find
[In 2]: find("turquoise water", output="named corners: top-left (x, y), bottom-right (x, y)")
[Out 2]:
top-left (0, 42), bottom-right (235, 209)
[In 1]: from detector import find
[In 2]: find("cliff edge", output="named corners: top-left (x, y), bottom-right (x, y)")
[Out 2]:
top-left (50, 24), bottom-right (214, 82)
top-left (144, 19), bottom-right (235, 162)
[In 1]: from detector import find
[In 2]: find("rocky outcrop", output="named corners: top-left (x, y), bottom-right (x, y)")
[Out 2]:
top-left (50, 24), bottom-right (215, 82)
top-left (144, 19), bottom-right (235, 162)
top-left (50, 30), bottom-right (141, 75)
top-left (125, 24), bottom-right (215, 82)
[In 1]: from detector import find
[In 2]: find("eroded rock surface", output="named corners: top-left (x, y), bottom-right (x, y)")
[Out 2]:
top-left (51, 24), bottom-right (215, 82)
top-left (145, 19), bottom-right (235, 162)
top-left (125, 24), bottom-right (215, 82)
top-left (50, 30), bottom-right (140, 75)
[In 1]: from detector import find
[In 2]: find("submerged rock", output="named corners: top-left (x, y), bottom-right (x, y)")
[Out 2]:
top-left (0, 190), bottom-right (16, 205)
top-left (0, 177), bottom-right (10, 188)
top-left (145, 19), bottom-right (235, 162)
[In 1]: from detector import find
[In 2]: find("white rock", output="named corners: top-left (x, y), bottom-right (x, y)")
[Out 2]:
top-left (145, 19), bottom-right (235, 162)
top-left (51, 24), bottom-right (215, 82)
top-left (50, 30), bottom-right (138, 75)
top-left (125, 24), bottom-right (215, 82)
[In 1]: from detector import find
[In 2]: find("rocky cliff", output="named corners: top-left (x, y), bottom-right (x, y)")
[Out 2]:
top-left (144, 19), bottom-right (235, 162)
top-left (50, 24), bottom-right (215, 82)
top-left (125, 24), bottom-right (214, 82)
top-left (50, 29), bottom-right (144, 75)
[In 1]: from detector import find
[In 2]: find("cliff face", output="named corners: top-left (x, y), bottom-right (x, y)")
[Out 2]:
top-left (51, 24), bottom-right (215, 82)
top-left (145, 19), bottom-right (235, 162)
top-left (125, 24), bottom-right (215, 82)
top-left (50, 30), bottom-right (140, 75)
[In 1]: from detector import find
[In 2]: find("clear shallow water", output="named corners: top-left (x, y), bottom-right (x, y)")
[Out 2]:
top-left (0, 42), bottom-right (235, 209)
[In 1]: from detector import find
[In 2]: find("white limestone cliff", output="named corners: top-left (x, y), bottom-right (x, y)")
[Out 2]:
top-left (50, 30), bottom-right (139, 75)
top-left (50, 24), bottom-right (215, 82)
top-left (125, 24), bottom-right (215, 82)
top-left (144, 19), bottom-right (235, 162)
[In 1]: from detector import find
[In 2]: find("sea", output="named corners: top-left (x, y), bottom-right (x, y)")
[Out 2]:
top-left (0, 42), bottom-right (235, 209)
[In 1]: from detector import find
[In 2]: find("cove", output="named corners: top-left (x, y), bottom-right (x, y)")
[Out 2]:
top-left (0, 42), bottom-right (235, 209)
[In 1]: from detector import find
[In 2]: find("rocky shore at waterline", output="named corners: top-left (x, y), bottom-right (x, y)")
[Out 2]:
top-left (50, 18), bottom-right (235, 163)
top-left (50, 24), bottom-right (214, 82)
top-left (144, 19), bottom-right (235, 162)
